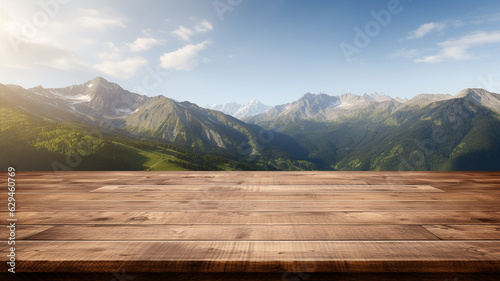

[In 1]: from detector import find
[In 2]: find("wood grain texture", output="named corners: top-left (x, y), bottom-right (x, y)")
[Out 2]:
top-left (90, 184), bottom-right (443, 193)
top-left (0, 271), bottom-right (498, 281)
top-left (0, 171), bottom-right (499, 276)
top-left (8, 200), bottom-right (500, 212)
top-left (423, 225), bottom-right (500, 240)
top-left (2, 211), bottom-right (500, 225)
top-left (3, 191), bottom-right (498, 201)
top-left (18, 224), bottom-right (438, 241)
top-left (5, 271), bottom-right (498, 281)
top-left (1, 272), bottom-right (498, 281)
top-left (1, 241), bottom-right (499, 272)
top-left (0, 225), bottom-right (54, 240)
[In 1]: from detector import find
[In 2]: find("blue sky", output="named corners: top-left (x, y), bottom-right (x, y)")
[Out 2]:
top-left (1, 0), bottom-right (500, 106)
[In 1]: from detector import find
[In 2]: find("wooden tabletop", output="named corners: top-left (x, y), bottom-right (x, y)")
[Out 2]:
top-left (1, 171), bottom-right (499, 280)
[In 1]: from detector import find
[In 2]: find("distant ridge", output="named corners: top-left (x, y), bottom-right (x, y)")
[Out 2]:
top-left (206, 100), bottom-right (272, 119)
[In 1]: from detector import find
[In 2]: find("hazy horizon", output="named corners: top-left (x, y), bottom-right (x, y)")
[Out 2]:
top-left (6, 75), bottom-right (496, 108)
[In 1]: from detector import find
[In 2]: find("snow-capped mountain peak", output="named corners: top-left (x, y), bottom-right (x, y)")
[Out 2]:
top-left (206, 102), bottom-right (242, 116)
top-left (205, 100), bottom-right (272, 119)
top-left (26, 77), bottom-right (148, 117)
top-left (364, 92), bottom-right (393, 102)
top-left (234, 100), bottom-right (272, 119)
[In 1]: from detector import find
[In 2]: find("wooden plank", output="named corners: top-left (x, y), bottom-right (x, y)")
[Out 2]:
top-left (24, 183), bottom-right (494, 193)
top-left (12, 179), bottom-right (166, 185)
top-left (8, 200), bottom-right (500, 212)
top-left (430, 184), bottom-right (500, 192)
top-left (2, 272), bottom-right (498, 281)
top-left (9, 184), bottom-right (500, 193)
top-left (91, 184), bottom-right (443, 193)
top-left (423, 225), bottom-right (500, 240)
top-left (11, 184), bottom-right (105, 192)
top-left (20, 224), bottom-right (438, 241)
top-left (3, 171), bottom-right (499, 185)
top-left (3, 211), bottom-right (499, 225)
top-left (4, 192), bottom-right (498, 202)
top-left (8, 174), bottom-right (369, 185)
top-left (158, 178), bottom-right (368, 185)
top-left (1, 241), bottom-right (499, 272)
top-left (1, 272), bottom-right (498, 281)
top-left (4, 171), bottom-right (498, 189)
top-left (0, 225), bottom-right (54, 240)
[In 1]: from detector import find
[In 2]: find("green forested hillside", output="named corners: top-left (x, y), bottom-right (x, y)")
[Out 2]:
top-left (0, 107), bottom-right (266, 171)
top-left (263, 98), bottom-right (500, 171)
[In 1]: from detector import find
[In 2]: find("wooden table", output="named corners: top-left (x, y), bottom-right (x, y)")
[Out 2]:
top-left (1, 171), bottom-right (499, 280)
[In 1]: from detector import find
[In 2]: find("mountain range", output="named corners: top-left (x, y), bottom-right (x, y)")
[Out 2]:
top-left (1, 77), bottom-right (499, 171)
top-left (4, 77), bottom-right (263, 150)
top-left (1, 77), bottom-right (310, 171)
top-left (246, 88), bottom-right (500, 170)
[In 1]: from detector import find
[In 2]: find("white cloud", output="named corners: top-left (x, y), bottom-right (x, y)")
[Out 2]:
top-left (43, 56), bottom-right (82, 70)
top-left (77, 9), bottom-right (125, 30)
top-left (171, 20), bottom-right (213, 41)
top-left (450, 20), bottom-right (465, 28)
top-left (473, 13), bottom-right (500, 24)
top-left (172, 26), bottom-right (193, 41)
top-left (194, 20), bottom-right (213, 33)
top-left (80, 9), bottom-right (100, 16)
top-left (415, 31), bottom-right (500, 63)
top-left (94, 57), bottom-right (148, 78)
top-left (407, 22), bottom-right (447, 39)
top-left (141, 29), bottom-right (152, 36)
top-left (129, 37), bottom-right (165, 52)
top-left (0, 34), bottom-right (80, 70)
top-left (388, 48), bottom-right (419, 58)
top-left (97, 42), bottom-right (121, 60)
top-left (160, 41), bottom-right (210, 71)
